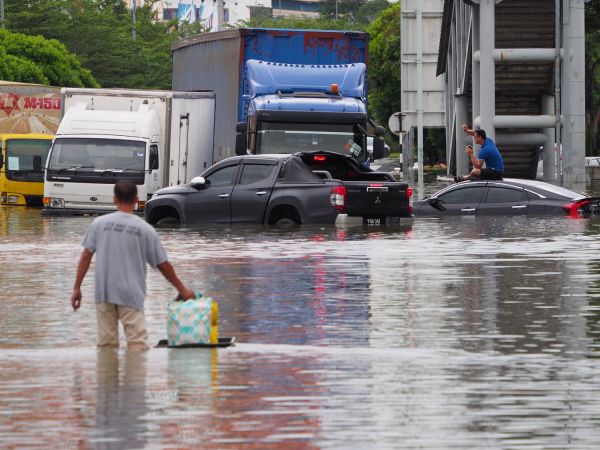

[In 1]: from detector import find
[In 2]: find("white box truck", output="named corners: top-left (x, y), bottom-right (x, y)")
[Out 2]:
top-left (42, 88), bottom-right (215, 215)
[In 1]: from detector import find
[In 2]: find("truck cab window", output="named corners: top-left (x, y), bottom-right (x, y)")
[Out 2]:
top-left (239, 164), bottom-right (274, 185)
top-left (206, 165), bottom-right (238, 186)
top-left (5, 139), bottom-right (53, 181)
top-left (256, 121), bottom-right (365, 161)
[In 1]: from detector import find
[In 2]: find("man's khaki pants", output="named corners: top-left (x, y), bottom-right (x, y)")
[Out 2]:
top-left (96, 303), bottom-right (149, 350)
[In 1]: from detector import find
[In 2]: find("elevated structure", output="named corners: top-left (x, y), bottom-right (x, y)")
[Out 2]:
top-left (437, 0), bottom-right (588, 183)
top-left (401, 0), bottom-right (446, 183)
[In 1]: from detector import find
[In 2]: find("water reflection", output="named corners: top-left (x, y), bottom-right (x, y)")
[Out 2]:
top-left (94, 350), bottom-right (148, 449)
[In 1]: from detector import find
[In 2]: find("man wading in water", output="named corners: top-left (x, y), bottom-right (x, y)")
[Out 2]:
top-left (71, 179), bottom-right (194, 350)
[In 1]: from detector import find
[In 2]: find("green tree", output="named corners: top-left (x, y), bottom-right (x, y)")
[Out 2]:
top-left (5, 0), bottom-right (178, 89)
top-left (355, 0), bottom-right (389, 26)
top-left (318, 0), bottom-right (366, 22)
top-left (0, 29), bottom-right (98, 87)
top-left (586, 0), bottom-right (600, 154)
top-left (242, 15), bottom-right (365, 31)
top-left (367, 2), bottom-right (399, 129)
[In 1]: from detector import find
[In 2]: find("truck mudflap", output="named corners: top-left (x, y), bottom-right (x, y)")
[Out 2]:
top-left (343, 181), bottom-right (411, 218)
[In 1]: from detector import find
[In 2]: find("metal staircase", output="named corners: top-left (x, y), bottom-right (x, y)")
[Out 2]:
top-left (438, 0), bottom-right (587, 183)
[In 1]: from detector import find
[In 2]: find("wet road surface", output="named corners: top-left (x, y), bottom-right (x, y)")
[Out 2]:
top-left (2, 180), bottom-right (600, 448)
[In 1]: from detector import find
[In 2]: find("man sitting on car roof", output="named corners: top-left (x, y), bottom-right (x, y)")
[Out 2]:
top-left (454, 125), bottom-right (504, 182)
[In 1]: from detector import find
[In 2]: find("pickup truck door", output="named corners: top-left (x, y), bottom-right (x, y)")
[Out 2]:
top-left (230, 160), bottom-right (279, 223)
top-left (184, 161), bottom-right (240, 223)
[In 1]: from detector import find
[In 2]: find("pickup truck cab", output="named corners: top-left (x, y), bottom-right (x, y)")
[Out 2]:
top-left (145, 154), bottom-right (341, 226)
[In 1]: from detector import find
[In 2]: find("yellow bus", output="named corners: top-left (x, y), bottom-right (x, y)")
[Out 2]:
top-left (0, 134), bottom-right (54, 206)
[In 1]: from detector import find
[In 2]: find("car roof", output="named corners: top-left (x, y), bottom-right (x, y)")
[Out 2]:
top-left (433, 178), bottom-right (586, 200)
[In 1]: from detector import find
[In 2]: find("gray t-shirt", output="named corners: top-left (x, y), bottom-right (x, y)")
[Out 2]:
top-left (82, 211), bottom-right (168, 310)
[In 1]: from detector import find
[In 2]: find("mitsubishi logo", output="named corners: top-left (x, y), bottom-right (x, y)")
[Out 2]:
top-left (375, 195), bottom-right (382, 204)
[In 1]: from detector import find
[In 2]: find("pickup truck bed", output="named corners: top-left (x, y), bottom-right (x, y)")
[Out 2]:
top-left (298, 151), bottom-right (413, 220)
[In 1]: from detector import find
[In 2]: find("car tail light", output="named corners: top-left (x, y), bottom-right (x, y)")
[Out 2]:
top-left (406, 187), bottom-right (413, 214)
top-left (330, 186), bottom-right (346, 212)
top-left (563, 199), bottom-right (590, 218)
top-left (314, 155), bottom-right (327, 162)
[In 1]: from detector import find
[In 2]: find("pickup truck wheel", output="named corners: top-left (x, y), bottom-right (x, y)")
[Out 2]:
top-left (275, 217), bottom-right (297, 226)
top-left (269, 205), bottom-right (301, 226)
top-left (156, 216), bottom-right (180, 226)
top-left (150, 206), bottom-right (180, 227)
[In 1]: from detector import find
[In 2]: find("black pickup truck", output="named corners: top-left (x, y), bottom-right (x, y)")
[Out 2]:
top-left (144, 152), bottom-right (412, 226)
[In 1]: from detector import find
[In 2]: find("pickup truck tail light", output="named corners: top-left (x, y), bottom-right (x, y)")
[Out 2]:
top-left (330, 186), bottom-right (346, 212)
top-left (406, 187), bottom-right (413, 214)
top-left (563, 199), bottom-right (590, 218)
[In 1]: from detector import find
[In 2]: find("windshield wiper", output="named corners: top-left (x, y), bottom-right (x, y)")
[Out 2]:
top-left (55, 165), bottom-right (94, 174)
top-left (100, 168), bottom-right (144, 176)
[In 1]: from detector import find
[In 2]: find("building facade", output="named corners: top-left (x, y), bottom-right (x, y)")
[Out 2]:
top-left (123, 0), bottom-right (319, 28)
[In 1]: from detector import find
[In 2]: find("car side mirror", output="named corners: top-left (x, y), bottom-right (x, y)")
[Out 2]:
top-left (235, 122), bottom-right (248, 156)
top-left (149, 145), bottom-right (159, 172)
top-left (190, 176), bottom-right (208, 190)
top-left (427, 197), bottom-right (445, 210)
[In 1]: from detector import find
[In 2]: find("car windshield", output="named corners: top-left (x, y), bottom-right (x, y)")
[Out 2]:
top-left (5, 139), bottom-right (52, 173)
top-left (256, 121), bottom-right (366, 161)
top-left (48, 138), bottom-right (146, 171)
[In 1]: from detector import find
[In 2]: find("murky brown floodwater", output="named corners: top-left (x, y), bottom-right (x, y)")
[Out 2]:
top-left (2, 179), bottom-right (600, 449)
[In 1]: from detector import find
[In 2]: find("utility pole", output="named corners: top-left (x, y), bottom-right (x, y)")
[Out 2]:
top-left (335, 0), bottom-right (338, 20)
top-left (132, 0), bottom-right (137, 40)
top-left (1, 0), bottom-right (5, 30)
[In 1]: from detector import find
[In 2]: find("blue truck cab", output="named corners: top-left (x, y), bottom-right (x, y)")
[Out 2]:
top-left (235, 60), bottom-right (385, 166)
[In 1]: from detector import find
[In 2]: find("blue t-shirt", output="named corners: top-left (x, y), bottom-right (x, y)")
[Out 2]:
top-left (478, 138), bottom-right (504, 172)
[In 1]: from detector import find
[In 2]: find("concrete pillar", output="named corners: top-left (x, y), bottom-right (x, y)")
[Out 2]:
top-left (478, 0), bottom-right (496, 142)
top-left (471, 6), bottom-right (480, 141)
top-left (563, 0), bottom-right (587, 184)
top-left (402, 128), bottom-right (415, 182)
top-left (542, 95), bottom-right (557, 181)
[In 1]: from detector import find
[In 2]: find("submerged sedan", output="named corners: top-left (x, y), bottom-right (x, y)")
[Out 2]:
top-left (413, 179), bottom-right (600, 218)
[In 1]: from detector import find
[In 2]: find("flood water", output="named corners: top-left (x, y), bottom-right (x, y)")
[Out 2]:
top-left (2, 180), bottom-right (600, 449)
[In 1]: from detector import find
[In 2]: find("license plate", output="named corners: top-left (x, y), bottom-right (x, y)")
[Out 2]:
top-left (364, 217), bottom-right (383, 226)
top-left (367, 186), bottom-right (389, 193)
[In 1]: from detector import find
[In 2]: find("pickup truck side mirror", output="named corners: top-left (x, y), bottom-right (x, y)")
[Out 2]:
top-left (373, 136), bottom-right (385, 160)
top-left (149, 145), bottom-right (159, 172)
top-left (190, 176), bottom-right (208, 190)
top-left (235, 122), bottom-right (247, 156)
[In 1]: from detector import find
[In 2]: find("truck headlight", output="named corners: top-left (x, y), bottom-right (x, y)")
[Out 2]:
top-left (43, 197), bottom-right (65, 208)
top-left (7, 195), bottom-right (20, 204)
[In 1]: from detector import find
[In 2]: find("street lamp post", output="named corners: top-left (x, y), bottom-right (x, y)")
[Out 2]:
top-left (132, 0), bottom-right (137, 40)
